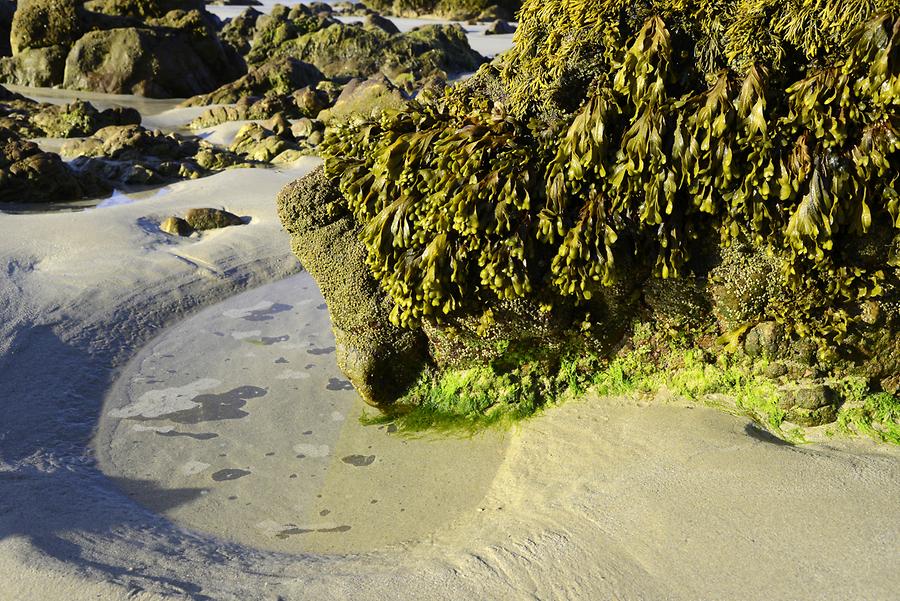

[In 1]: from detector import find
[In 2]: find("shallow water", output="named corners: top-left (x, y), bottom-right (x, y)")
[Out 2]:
top-left (96, 272), bottom-right (508, 554)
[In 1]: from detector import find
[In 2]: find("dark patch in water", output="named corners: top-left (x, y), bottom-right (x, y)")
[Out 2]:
top-left (211, 469), bottom-right (250, 482)
top-left (152, 386), bottom-right (267, 424)
top-left (275, 524), bottom-right (350, 539)
top-left (275, 357), bottom-right (289, 364)
top-left (744, 422), bottom-right (793, 446)
top-left (342, 454), bottom-right (375, 467)
top-left (241, 303), bottom-right (292, 322)
top-left (318, 525), bottom-right (351, 533)
top-left (214, 332), bottom-right (225, 337)
top-left (327, 378), bottom-right (353, 391)
top-left (276, 527), bottom-right (313, 539)
top-left (308, 346), bottom-right (335, 356)
top-left (316, 303), bottom-right (327, 310)
top-left (156, 430), bottom-right (219, 441)
top-left (303, 430), bottom-right (313, 435)
top-left (250, 335), bottom-right (290, 346)
top-left (265, 452), bottom-right (275, 456)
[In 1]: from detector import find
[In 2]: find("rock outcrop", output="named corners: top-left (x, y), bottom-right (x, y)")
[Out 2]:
top-left (277, 166), bottom-right (428, 407)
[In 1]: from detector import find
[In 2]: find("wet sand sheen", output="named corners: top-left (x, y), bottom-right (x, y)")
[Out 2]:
top-left (96, 273), bottom-right (509, 554)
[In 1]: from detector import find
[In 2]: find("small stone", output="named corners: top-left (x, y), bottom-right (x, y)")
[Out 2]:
top-left (777, 383), bottom-right (840, 426)
top-left (184, 208), bottom-right (244, 231)
top-left (744, 321), bottom-right (783, 359)
top-left (159, 216), bottom-right (193, 236)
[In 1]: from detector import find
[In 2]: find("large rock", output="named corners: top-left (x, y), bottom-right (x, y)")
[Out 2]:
top-left (11, 0), bottom-right (83, 55)
top-left (63, 26), bottom-right (242, 97)
top-left (276, 166), bottom-right (429, 407)
top-left (1, 1), bottom-right (244, 96)
top-left (257, 21), bottom-right (485, 81)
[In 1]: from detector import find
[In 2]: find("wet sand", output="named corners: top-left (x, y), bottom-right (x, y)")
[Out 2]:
top-left (97, 274), bottom-right (508, 554)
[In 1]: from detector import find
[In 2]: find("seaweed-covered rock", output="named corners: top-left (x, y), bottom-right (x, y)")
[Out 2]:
top-left (278, 1), bottom-right (900, 422)
top-left (219, 6), bottom-right (262, 54)
top-left (277, 166), bottom-right (428, 406)
top-left (256, 21), bottom-right (485, 82)
top-left (777, 383), bottom-right (840, 427)
top-left (181, 56), bottom-right (324, 106)
top-left (0, 89), bottom-right (141, 138)
top-left (0, 127), bottom-right (106, 203)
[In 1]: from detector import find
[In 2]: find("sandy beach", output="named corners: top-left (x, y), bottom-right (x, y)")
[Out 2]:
top-left (1, 3), bottom-right (899, 601)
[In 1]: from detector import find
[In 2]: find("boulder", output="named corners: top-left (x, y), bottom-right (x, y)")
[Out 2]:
top-left (276, 166), bottom-right (429, 406)
top-left (777, 384), bottom-right (841, 427)
top-left (184, 207), bottom-right (244, 230)
top-left (484, 19), bottom-right (515, 35)
top-left (317, 74), bottom-right (407, 122)
top-left (11, 0), bottom-right (83, 55)
top-left (63, 26), bottom-right (243, 98)
top-left (364, 13), bottom-right (400, 35)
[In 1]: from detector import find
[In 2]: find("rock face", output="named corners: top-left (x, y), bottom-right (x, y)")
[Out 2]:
top-left (0, 127), bottom-right (106, 203)
top-left (277, 166), bottom-right (428, 407)
top-left (0, 0), bottom-right (245, 97)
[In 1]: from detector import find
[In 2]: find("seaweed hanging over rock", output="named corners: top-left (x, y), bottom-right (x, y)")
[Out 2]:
top-left (281, 0), bottom-right (900, 436)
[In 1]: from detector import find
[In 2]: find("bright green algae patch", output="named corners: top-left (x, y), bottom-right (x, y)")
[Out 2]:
top-left (367, 325), bottom-right (900, 444)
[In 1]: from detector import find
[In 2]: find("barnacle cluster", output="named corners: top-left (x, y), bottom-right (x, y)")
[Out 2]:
top-left (321, 1), bottom-right (900, 357)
